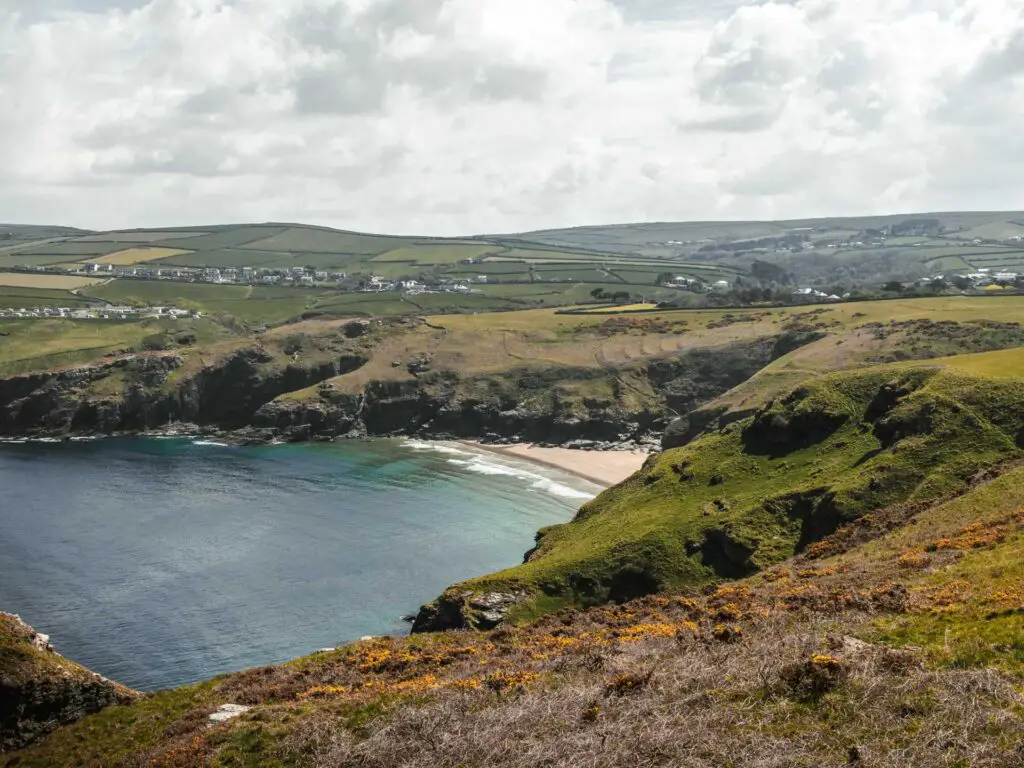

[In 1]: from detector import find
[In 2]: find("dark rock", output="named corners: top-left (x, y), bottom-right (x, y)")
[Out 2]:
top-left (343, 320), bottom-right (371, 339)
top-left (411, 590), bottom-right (527, 633)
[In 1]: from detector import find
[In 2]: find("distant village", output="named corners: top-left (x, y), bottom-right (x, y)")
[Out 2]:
top-left (19, 261), bottom-right (483, 294)
top-left (0, 304), bottom-right (199, 321)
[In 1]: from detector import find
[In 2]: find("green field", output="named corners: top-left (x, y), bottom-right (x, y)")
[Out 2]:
top-left (0, 286), bottom-right (93, 309)
top-left (152, 226), bottom-right (289, 251)
top-left (371, 243), bottom-right (496, 264)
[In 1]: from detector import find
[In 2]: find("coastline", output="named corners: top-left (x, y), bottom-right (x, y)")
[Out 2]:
top-left (460, 441), bottom-right (650, 488)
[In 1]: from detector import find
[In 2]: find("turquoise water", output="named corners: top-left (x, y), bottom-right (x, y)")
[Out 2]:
top-left (0, 438), bottom-right (595, 691)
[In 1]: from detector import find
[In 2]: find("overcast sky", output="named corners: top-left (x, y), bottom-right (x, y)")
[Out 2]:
top-left (2, 0), bottom-right (1022, 234)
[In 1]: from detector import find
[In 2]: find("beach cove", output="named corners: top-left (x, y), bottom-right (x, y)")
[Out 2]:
top-left (0, 437), bottom-right (613, 691)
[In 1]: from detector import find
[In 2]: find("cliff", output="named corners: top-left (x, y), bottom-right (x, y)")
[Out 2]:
top-left (0, 613), bottom-right (134, 752)
top-left (412, 350), bottom-right (1024, 630)
top-left (0, 333), bottom-right (801, 447)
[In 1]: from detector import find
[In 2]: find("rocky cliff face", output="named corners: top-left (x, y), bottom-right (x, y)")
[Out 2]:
top-left (0, 334), bottom-right (813, 447)
top-left (0, 348), bottom-right (368, 440)
top-left (0, 613), bottom-right (135, 752)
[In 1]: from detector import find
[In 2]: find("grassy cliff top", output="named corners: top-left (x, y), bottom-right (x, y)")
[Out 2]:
top-left (439, 349), bottom-right (1024, 619)
top-left (0, 613), bottom-right (131, 692)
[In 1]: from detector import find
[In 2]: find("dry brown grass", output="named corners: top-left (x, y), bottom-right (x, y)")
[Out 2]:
top-left (0, 272), bottom-right (104, 289)
top-left (94, 247), bottom-right (193, 265)
top-left (277, 616), bottom-right (1023, 768)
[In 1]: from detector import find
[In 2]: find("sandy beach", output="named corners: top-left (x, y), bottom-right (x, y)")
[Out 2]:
top-left (463, 441), bottom-right (650, 488)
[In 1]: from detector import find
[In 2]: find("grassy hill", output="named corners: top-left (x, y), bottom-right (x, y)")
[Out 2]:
top-left (414, 349), bottom-right (1024, 626)
top-left (514, 211), bottom-right (1024, 284)
top-left (4, 214), bottom-right (1024, 322)
top-left (6, 349), bottom-right (1024, 765)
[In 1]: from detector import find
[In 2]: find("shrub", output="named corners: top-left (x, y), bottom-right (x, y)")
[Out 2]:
top-left (779, 654), bottom-right (847, 701)
top-left (603, 671), bottom-right (653, 698)
top-left (898, 550), bottom-right (931, 570)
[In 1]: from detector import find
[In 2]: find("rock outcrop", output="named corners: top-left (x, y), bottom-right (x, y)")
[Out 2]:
top-left (0, 613), bottom-right (135, 752)
top-left (411, 590), bottom-right (528, 633)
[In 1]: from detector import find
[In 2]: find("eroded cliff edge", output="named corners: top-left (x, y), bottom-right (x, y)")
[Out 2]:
top-left (0, 318), bottom-right (820, 447)
top-left (0, 613), bottom-right (135, 752)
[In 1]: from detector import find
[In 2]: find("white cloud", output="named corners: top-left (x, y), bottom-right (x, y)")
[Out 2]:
top-left (1, 0), bottom-right (1022, 233)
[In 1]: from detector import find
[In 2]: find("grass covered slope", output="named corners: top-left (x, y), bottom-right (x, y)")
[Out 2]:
top-left (419, 352), bottom-right (1024, 626)
top-left (7, 459), bottom-right (1024, 767)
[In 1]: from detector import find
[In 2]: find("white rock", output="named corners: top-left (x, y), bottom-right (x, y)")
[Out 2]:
top-left (209, 704), bottom-right (251, 723)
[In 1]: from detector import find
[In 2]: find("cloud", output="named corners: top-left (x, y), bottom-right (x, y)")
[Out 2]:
top-left (0, 0), bottom-right (1022, 233)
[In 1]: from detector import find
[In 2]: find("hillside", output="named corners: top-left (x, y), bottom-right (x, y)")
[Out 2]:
top-left (4, 214), bottom-right (1024, 325)
top-left (0, 222), bottom-right (728, 322)
top-left (515, 211), bottom-right (1024, 285)
top-left (5, 350), bottom-right (1024, 766)
top-left (4, 298), bottom-right (1024, 449)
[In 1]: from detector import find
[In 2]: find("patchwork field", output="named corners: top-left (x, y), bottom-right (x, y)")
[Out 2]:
top-left (94, 247), bottom-right (193, 265)
top-left (0, 286), bottom-right (92, 310)
top-left (0, 272), bottom-right (105, 290)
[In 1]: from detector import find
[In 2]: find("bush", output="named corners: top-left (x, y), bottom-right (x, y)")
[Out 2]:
top-left (779, 654), bottom-right (847, 700)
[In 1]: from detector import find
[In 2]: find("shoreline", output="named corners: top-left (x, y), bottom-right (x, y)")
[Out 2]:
top-left (0, 432), bottom-right (654, 490)
top-left (460, 440), bottom-right (650, 488)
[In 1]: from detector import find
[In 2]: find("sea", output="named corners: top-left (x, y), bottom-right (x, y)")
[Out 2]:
top-left (0, 437), bottom-right (597, 691)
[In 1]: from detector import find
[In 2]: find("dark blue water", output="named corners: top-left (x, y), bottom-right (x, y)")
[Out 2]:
top-left (0, 438), bottom-right (595, 691)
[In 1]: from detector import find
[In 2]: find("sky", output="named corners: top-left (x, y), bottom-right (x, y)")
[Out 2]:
top-left (1, 0), bottom-right (1023, 234)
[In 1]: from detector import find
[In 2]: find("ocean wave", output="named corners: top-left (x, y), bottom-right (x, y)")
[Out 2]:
top-left (529, 478), bottom-right (594, 500)
top-left (403, 439), bottom-right (473, 457)
top-left (445, 455), bottom-right (596, 501)
top-left (192, 440), bottom-right (231, 447)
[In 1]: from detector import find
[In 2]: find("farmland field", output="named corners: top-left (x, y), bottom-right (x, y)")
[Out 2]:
top-left (152, 226), bottom-right (289, 252)
top-left (95, 247), bottom-right (193, 265)
top-left (80, 280), bottom-right (251, 305)
top-left (155, 248), bottom-right (301, 269)
top-left (9, 241), bottom-right (129, 258)
top-left (245, 228), bottom-right (446, 255)
top-left (0, 272), bottom-right (105, 290)
top-left (73, 231), bottom-right (211, 243)
top-left (0, 252), bottom-right (91, 268)
top-left (0, 286), bottom-right (93, 309)
top-left (371, 244), bottom-right (496, 264)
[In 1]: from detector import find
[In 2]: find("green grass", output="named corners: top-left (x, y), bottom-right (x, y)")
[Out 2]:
top-left (0, 286), bottom-right (92, 309)
top-left (7, 242), bottom-right (128, 258)
top-left (0, 253), bottom-right (90, 268)
top-left (921, 255), bottom-right (971, 272)
top-left (372, 244), bottom-right (496, 264)
top-left (81, 279), bottom-right (249, 305)
top-left (243, 228), bottom-right (475, 256)
top-left (154, 248), bottom-right (297, 268)
top-left (445, 359), bottom-right (1024, 617)
top-left (449, 261), bottom-right (533, 275)
top-left (152, 226), bottom-right (289, 251)
top-left (0, 320), bottom-right (157, 375)
top-left (8, 681), bottom-right (218, 768)
top-left (0, 317), bottom-right (237, 376)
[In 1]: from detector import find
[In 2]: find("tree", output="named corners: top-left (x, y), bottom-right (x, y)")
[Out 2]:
top-left (883, 281), bottom-right (905, 294)
top-left (590, 287), bottom-right (605, 299)
top-left (750, 260), bottom-right (791, 285)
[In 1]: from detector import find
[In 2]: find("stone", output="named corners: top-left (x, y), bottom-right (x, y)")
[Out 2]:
top-left (209, 704), bottom-right (251, 723)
